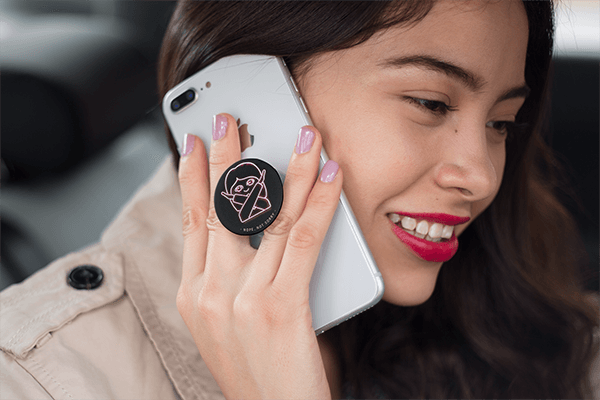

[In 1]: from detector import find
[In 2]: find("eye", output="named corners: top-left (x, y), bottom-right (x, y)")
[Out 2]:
top-left (404, 97), bottom-right (457, 115)
top-left (486, 120), bottom-right (514, 136)
top-left (246, 178), bottom-right (255, 186)
top-left (234, 185), bottom-right (243, 192)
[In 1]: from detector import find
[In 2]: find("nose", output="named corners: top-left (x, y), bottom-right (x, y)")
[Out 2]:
top-left (434, 121), bottom-right (501, 201)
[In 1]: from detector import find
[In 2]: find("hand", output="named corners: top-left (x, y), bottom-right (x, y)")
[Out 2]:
top-left (176, 114), bottom-right (342, 399)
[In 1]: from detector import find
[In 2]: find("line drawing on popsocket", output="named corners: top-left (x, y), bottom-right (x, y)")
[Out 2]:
top-left (220, 161), bottom-right (272, 224)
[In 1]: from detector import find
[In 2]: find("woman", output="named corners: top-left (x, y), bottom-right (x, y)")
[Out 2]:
top-left (164, 0), bottom-right (598, 398)
top-left (0, 1), bottom-right (596, 399)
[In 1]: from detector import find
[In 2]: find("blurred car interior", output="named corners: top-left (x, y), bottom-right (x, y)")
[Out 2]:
top-left (1, 1), bottom-right (598, 292)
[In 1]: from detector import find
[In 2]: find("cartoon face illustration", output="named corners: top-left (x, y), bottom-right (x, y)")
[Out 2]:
top-left (232, 176), bottom-right (258, 195)
top-left (220, 161), bottom-right (272, 224)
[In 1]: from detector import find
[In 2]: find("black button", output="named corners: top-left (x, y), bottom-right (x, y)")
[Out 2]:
top-left (215, 158), bottom-right (283, 236)
top-left (68, 265), bottom-right (104, 290)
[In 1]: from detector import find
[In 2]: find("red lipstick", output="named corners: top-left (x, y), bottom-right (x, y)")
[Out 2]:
top-left (388, 212), bottom-right (469, 262)
top-left (390, 221), bottom-right (459, 262)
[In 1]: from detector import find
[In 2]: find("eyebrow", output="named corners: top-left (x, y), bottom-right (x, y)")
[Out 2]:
top-left (379, 55), bottom-right (486, 91)
top-left (378, 55), bottom-right (530, 102)
top-left (496, 84), bottom-right (531, 103)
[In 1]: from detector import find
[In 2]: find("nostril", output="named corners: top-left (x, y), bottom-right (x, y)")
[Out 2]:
top-left (459, 188), bottom-right (473, 196)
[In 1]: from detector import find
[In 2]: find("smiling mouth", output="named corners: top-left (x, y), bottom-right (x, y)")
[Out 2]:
top-left (386, 212), bottom-right (470, 263)
top-left (387, 213), bottom-right (455, 243)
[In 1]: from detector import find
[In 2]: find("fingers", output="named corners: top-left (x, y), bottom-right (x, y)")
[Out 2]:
top-left (179, 113), bottom-right (251, 281)
top-left (180, 115), bottom-right (342, 299)
top-left (251, 126), bottom-right (320, 282)
top-left (248, 126), bottom-right (343, 292)
top-left (275, 159), bottom-right (342, 295)
top-left (179, 133), bottom-right (210, 280)
top-left (205, 114), bottom-right (252, 267)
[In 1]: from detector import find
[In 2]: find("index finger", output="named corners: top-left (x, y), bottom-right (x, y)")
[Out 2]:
top-left (178, 133), bottom-right (210, 280)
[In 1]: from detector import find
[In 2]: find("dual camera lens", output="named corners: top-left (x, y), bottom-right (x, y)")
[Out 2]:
top-left (171, 89), bottom-right (196, 112)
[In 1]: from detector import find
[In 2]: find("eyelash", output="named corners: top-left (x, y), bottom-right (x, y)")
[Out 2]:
top-left (404, 96), bottom-right (457, 116)
top-left (404, 96), bottom-right (526, 137)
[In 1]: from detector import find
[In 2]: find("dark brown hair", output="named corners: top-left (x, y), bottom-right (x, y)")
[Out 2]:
top-left (158, 1), bottom-right (598, 398)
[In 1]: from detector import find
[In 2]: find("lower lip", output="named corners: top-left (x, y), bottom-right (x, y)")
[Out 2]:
top-left (390, 221), bottom-right (459, 263)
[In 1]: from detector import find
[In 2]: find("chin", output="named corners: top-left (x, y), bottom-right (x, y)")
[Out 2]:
top-left (379, 262), bottom-right (442, 306)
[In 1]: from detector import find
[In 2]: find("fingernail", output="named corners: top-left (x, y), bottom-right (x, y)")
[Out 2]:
top-left (213, 114), bottom-right (228, 140)
top-left (182, 134), bottom-right (195, 157)
top-left (320, 160), bottom-right (339, 183)
top-left (295, 126), bottom-right (315, 154)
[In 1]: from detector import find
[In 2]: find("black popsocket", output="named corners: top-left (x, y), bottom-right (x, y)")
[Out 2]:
top-left (215, 158), bottom-right (283, 236)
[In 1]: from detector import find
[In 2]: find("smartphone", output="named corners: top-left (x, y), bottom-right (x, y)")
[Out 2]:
top-left (162, 54), bottom-right (384, 334)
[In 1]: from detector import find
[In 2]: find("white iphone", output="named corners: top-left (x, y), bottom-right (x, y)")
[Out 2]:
top-left (162, 54), bottom-right (384, 334)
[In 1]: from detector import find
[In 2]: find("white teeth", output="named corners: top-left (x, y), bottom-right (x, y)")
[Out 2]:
top-left (416, 220), bottom-right (429, 235)
top-left (425, 235), bottom-right (442, 242)
top-left (401, 216), bottom-right (417, 230)
top-left (389, 213), bottom-right (401, 223)
top-left (442, 225), bottom-right (454, 239)
top-left (428, 223), bottom-right (443, 238)
top-left (388, 213), bottom-right (455, 243)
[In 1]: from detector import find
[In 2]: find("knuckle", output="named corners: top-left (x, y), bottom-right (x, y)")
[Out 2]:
top-left (191, 280), bottom-right (233, 335)
top-left (182, 207), bottom-right (205, 237)
top-left (178, 165), bottom-right (195, 187)
top-left (234, 292), bottom-right (284, 330)
top-left (205, 208), bottom-right (222, 232)
top-left (284, 167), bottom-right (309, 185)
top-left (264, 211), bottom-right (296, 237)
top-left (208, 151), bottom-right (230, 170)
top-left (196, 291), bottom-right (225, 323)
top-left (232, 293), bottom-right (256, 322)
top-left (309, 190), bottom-right (335, 210)
top-left (288, 222), bottom-right (320, 250)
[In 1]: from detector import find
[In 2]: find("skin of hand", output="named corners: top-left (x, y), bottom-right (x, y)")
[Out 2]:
top-left (176, 113), bottom-right (342, 399)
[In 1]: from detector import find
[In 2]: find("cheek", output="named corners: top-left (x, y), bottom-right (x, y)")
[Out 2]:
top-left (323, 134), bottom-right (403, 219)
top-left (315, 103), bottom-right (423, 196)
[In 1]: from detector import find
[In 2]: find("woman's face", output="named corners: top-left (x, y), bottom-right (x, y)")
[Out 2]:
top-left (298, 0), bottom-right (529, 305)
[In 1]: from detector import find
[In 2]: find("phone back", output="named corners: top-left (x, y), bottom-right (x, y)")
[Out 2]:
top-left (162, 55), bottom-right (383, 333)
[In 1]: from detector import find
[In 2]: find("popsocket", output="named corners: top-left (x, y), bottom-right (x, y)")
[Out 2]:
top-left (215, 158), bottom-right (283, 236)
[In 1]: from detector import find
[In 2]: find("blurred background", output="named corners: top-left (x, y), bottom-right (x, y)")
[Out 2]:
top-left (1, 1), bottom-right (598, 292)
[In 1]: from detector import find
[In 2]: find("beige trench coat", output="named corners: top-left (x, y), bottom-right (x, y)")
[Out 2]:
top-left (1, 156), bottom-right (599, 399)
top-left (1, 157), bottom-right (223, 400)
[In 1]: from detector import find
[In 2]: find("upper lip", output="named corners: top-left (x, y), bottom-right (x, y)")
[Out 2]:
top-left (390, 212), bottom-right (470, 226)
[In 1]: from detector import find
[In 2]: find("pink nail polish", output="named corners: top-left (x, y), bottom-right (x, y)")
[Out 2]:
top-left (320, 160), bottom-right (339, 183)
top-left (295, 127), bottom-right (315, 154)
top-left (213, 114), bottom-right (228, 140)
top-left (182, 134), bottom-right (195, 157)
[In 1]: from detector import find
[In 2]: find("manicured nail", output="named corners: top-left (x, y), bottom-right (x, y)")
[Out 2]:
top-left (213, 114), bottom-right (228, 140)
top-left (182, 133), bottom-right (195, 157)
top-left (295, 126), bottom-right (315, 154)
top-left (320, 160), bottom-right (339, 183)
